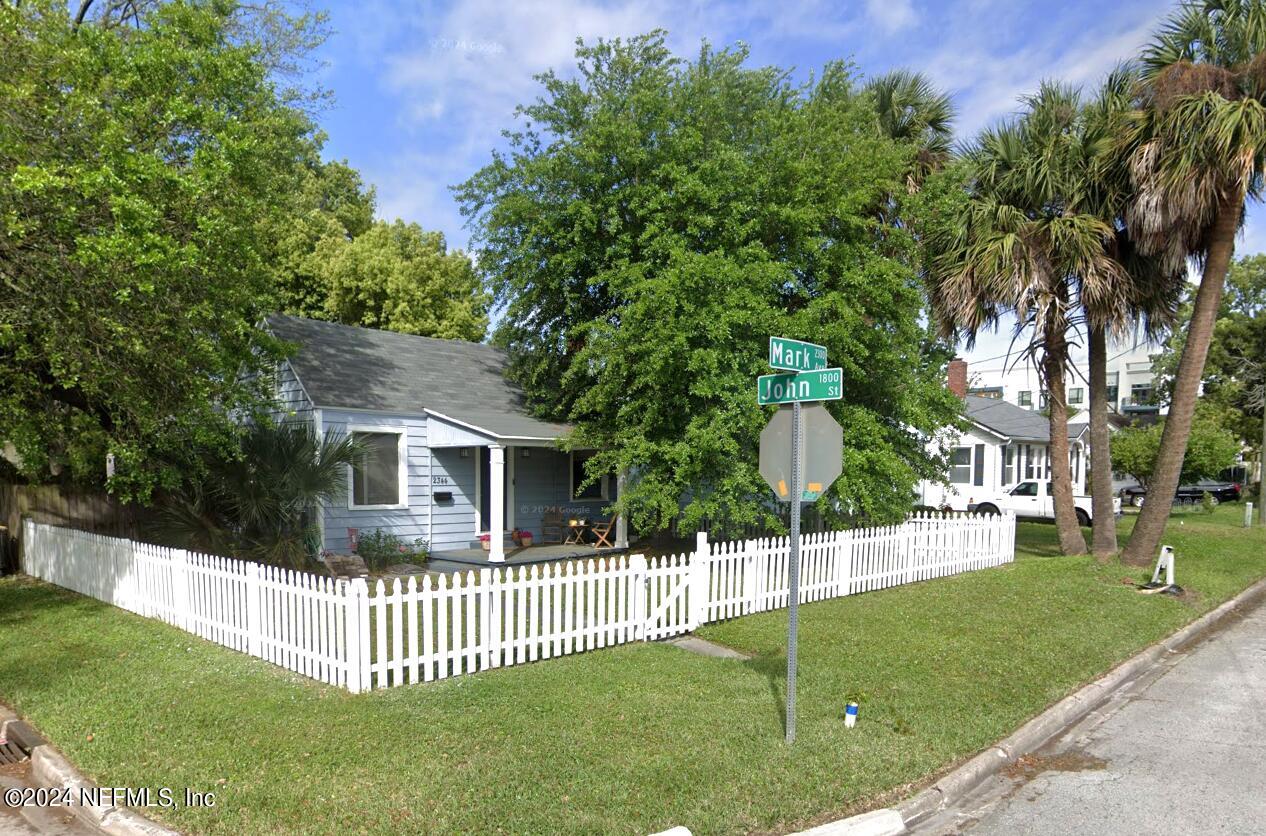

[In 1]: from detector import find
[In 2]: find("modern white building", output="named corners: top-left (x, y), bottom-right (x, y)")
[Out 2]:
top-left (961, 324), bottom-right (1164, 419)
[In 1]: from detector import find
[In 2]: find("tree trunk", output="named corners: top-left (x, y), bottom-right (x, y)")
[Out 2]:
top-left (1089, 324), bottom-right (1117, 556)
top-left (1045, 324), bottom-right (1088, 555)
top-left (1259, 404), bottom-right (1265, 526)
top-left (1122, 199), bottom-right (1241, 565)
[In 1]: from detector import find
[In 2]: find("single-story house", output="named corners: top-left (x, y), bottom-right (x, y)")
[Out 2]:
top-left (917, 393), bottom-right (1089, 511)
top-left (267, 315), bottom-right (625, 563)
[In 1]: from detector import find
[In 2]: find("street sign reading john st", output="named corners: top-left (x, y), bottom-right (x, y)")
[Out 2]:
top-left (756, 367), bottom-right (844, 405)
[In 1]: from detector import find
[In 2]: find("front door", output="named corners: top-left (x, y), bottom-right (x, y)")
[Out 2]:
top-left (478, 447), bottom-right (508, 532)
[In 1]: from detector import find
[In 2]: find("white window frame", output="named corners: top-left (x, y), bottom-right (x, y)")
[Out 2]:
top-left (569, 451), bottom-right (609, 501)
top-left (347, 426), bottom-right (410, 511)
top-left (948, 446), bottom-right (972, 485)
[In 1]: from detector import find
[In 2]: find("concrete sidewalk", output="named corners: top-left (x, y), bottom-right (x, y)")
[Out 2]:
top-left (913, 600), bottom-right (1266, 835)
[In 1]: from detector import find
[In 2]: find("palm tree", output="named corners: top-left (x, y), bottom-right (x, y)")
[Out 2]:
top-left (1079, 67), bottom-right (1186, 557)
top-left (1115, 0), bottom-right (1266, 565)
top-left (927, 83), bottom-right (1135, 555)
top-left (865, 69), bottom-right (954, 191)
top-left (867, 69), bottom-right (954, 184)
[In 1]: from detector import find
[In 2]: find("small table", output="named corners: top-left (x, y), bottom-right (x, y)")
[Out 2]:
top-left (564, 522), bottom-right (589, 545)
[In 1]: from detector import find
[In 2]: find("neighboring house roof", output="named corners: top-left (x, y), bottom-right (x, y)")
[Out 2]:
top-left (964, 395), bottom-right (1050, 442)
top-left (1067, 422), bottom-right (1089, 441)
top-left (267, 314), bottom-right (571, 442)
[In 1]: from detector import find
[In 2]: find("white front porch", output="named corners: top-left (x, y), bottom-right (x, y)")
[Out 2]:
top-left (426, 410), bottom-right (627, 563)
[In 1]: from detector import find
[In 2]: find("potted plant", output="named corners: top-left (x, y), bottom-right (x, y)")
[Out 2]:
top-left (518, 529), bottom-right (534, 547)
top-left (478, 533), bottom-right (491, 552)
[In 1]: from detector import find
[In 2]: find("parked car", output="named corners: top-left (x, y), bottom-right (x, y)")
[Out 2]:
top-left (1119, 481), bottom-right (1242, 508)
top-left (968, 481), bottom-right (1119, 527)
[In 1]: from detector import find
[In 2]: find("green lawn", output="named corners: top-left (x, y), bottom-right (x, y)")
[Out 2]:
top-left (1, 508), bottom-right (1263, 834)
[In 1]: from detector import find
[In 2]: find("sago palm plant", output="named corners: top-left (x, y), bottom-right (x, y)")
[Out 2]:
top-left (157, 422), bottom-right (360, 567)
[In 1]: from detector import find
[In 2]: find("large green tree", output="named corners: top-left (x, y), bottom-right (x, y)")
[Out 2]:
top-left (1156, 253), bottom-right (1266, 445)
top-left (0, 1), bottom-right (318, 499)
top-left (456, 34), bottom-right (961, 534)
top-left (310, 220), bottom-right (489, 340)
top-left (267, 147), bottom-right (488, 341)
top-left (272, 157), bottom-right (376, 319)
top-left (1116, 0), bottom-right (1266, 565)
top-left (1111, 407), bottom-right (1241, 492)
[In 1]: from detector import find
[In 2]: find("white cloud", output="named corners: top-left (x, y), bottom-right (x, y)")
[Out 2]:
top-left (865, 0), bottom-right (917, 34)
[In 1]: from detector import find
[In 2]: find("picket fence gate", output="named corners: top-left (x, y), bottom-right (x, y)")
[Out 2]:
top-left (22, 511), bottom-right (1015, 692)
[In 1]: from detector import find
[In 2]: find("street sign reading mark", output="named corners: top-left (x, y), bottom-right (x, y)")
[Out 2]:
top-left (768, 336), bottom-right (828, 372)
top-left (756, 368), bottom-right (844, 405)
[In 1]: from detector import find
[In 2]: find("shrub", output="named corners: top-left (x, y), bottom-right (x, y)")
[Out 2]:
top-left (355, 529), bottom-right (430, 569)
top-left (1202, 491), bottom-right (1217, 515)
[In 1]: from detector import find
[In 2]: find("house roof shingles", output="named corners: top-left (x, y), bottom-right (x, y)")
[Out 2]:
top-left (267, 314), bottom-right (571, 441)
top-left (963, 395), bottom-right (1051, 442)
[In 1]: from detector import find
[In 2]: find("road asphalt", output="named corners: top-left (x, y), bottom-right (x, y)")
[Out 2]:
top-left (912, 598), bottom-right (1266, 835)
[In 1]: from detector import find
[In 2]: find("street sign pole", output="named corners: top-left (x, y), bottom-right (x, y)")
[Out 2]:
top-left (786, 399), bottom-right (801, 745)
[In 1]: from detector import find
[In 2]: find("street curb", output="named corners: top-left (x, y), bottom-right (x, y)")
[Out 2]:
top-left (893, 574), bottom-right (1266, 828)
top-left (794, 808), bottom-right (907, 836)
top-left (0, 705), bottom-right (180, 836)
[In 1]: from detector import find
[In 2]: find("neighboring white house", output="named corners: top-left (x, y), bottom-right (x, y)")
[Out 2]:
top-left (963, 323), bottom-right (1165, 419)
top-left (918, 392), bottom-right (1089, 511)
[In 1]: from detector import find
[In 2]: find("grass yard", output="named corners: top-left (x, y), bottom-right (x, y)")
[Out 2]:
top-left (1, 507), bottom-right (1263, 834)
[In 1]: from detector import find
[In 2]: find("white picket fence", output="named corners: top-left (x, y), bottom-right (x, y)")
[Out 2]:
top-left (22, 511), bottom-right (1014, 692)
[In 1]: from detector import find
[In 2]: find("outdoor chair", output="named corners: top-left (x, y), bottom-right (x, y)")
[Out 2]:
top-left (541, 508), bottom-right (565, 544)
top-left (589, 515), bottom-right (618, 549)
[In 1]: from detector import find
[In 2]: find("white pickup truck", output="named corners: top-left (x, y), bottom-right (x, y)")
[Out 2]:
top-left (968, 480), bottom-right (1120, 526)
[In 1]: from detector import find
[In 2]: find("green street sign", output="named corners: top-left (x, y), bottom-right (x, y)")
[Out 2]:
top-left (768, 336), bottom-right (828, 372)
top-left (757, 368), bottom-right (844, 404)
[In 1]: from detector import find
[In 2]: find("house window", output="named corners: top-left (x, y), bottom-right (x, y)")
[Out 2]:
top-left (1039, 391), bottom-right (1049, 409)
top-left (1018, 391), bottom-right (1032, 407)
top-left (1130, 384), bottom-right (1153, 406)
top-left (570, 451), bottom-right (609, 500)
top-left (1023, 444), bottom-right (1034, 479)
top-left (349, 429), bottom-right (406, 509)
top-left (1069, 387), bottom-right (1084, 404)
top-left (1002, 445), bottom-right (1016, 485)
top-left (1106, 385), bottom-right (1119, 408)
top-left (949, 447), bottom-right (972, 484)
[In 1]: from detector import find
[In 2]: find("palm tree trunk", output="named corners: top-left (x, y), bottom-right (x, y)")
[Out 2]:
top-left (1122, 199), bottom-right (1241, 565)
top-left (1045, 325), bottom-right (1088, 555)
top-left (1088, 323), bottom-right (1117, 556)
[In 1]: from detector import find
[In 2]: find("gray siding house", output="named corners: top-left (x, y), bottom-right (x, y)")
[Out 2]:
top-left (268, 315), bottom-right (623, 563)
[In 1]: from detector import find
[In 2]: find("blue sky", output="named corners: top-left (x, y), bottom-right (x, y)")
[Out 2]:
top-left (308, 0), bottom-right (1264, 356)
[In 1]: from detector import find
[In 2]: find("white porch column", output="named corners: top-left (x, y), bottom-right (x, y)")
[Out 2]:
top-left (489, 444), bottom-right (506, 563)
top-left (615, 469), bottom-right (628, 549)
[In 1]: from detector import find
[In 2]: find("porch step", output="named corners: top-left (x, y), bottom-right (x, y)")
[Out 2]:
top-left (467, 532), bottom-right (516, 550)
